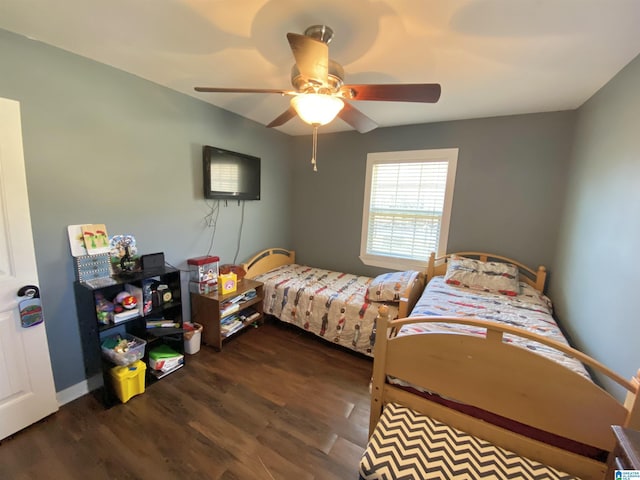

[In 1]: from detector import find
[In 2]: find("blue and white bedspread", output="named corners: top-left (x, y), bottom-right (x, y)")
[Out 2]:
top-left (255, 264), bottom-right (399, 356)
top-left (399, 276), bottom-right (589, 378)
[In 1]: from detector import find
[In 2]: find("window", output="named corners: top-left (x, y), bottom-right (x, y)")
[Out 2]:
top-left (360, 148), bottom-right (458, 270)
top-left (210, 162), bottom-right (240, 192)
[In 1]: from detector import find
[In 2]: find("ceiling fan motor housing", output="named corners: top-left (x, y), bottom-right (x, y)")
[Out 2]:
top-left (194, 22), bottom-right (440, 137)
top-left (291, 59), bottom-right (344, 93)
top-left (304, 25), bottom-right (334, 44)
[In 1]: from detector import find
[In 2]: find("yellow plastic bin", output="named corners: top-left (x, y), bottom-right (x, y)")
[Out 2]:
top-left (110, 360), bottom-right (146, 403)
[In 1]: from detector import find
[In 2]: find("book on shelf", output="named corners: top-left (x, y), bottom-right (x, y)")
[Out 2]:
top-left (146, 319), bottom-right (180, 329)
top-left (220, 302), bottom-right (240, 317)
top-left (219, 308), bottom-right (261, 338)
top-left (221, 321), bottom-right (243, 337)
top-left (220, 313), bottom-right (241, 334)
top-left (222, 289), bottom-right (257, 306)
top-left (113, 310), bottom-right (138, 323)
top-left (238, 308), bottom-right (260, 323)
top-left (221, 314), bottom-right (239, 326)
top-left (149, 363), bottom-right (184, 379)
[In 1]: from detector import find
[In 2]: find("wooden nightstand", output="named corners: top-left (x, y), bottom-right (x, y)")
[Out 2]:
top-left (190, 278), bottom-right (264, 351)
top-left (606, 425), bottom-right (640, 475)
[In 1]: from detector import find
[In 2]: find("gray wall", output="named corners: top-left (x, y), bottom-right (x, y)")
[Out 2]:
top-left (0, 29), bottom-right (293, 392)
top-left (290, 112), bottom-right (576, 278)
top-left (4, 22), bottom-right (636, 401)
top-left (551, 54), bottom-right (640, 399)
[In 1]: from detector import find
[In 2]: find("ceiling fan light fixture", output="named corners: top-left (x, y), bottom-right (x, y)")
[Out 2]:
top-left (291, 94), bottom-right (344, 126)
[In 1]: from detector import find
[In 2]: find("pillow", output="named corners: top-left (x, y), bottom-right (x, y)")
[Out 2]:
top-left (367, 270), bottom-right (418, 302)
top-left (444, 255), bottom-right (520, 296)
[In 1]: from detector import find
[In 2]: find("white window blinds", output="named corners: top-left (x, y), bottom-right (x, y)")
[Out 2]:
top-left (360, 149), bottom-right (458, 270)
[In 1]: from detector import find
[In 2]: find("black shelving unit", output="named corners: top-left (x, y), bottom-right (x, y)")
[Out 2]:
top-left (74, 266), bottom-right (184, 407)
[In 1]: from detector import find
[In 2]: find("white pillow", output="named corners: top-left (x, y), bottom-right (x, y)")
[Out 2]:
top-left (367, 271), bottom-right (418, 302)
top-left (444, 255), bottom-right (520, 296)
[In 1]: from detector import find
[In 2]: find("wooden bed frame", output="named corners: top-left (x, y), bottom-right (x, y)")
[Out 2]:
top-left (241, 247), bottom-right (426, 318)
top-left (369, 252), bottom-right (640, 479)
top-left (241, 247), bottom-right (297, 279)
top-left (426, 251), bottom-right (548, 292)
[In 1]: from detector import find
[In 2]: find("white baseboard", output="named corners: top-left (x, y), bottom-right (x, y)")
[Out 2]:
top-left (55, 374), bottom-right (102, 406)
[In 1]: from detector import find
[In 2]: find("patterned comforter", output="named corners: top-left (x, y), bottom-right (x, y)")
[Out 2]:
top-left (359, 402), bottom-right (576, 480)
top-left (398, 276), bottom-right (589, 378)
top-left (255, 264), bottom-right (399, 356)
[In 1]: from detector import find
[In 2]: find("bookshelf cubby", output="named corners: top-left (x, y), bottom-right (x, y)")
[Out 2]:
top-left (74, 266), bottom-right (184, 407)
top-left (190, 278), bottom-right (264, 351)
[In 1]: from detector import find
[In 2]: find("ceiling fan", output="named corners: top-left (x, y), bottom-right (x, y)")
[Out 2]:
top-left (195, 25), bottom-right (441, 171)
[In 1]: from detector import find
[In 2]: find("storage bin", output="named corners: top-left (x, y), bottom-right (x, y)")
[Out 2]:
top-left (149, 344), bottom-right (184, 372)
top-left (101, 333), bottom-right (146, 366)
top-left (187, 256), bottom-right (219, 283)
top-left (183, 322), bottom-right (203, 354)
top-left (189, 280), bottom-right (217, 295)
top-left (110, 360), bottom-right (146, 403)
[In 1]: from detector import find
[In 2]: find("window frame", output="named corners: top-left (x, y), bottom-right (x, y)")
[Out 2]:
top-left (359, 148), bottom-right (459, 271)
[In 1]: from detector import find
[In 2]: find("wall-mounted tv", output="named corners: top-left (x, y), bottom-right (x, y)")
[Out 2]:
top-left (203, 145), bottom-right (261, 200)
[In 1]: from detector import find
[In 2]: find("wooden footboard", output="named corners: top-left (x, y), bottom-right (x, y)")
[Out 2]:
top-left (370, 307), bottom-right (640, 479)
top-left (397, 271), bottom-right (425, 319)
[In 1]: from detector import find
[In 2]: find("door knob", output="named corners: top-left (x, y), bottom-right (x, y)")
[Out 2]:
top-left (17, 285), bottom-right (40, 298)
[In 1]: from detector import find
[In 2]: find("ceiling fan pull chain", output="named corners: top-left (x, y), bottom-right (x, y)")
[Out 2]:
top-left (311, 125), bottom-right (318, 172)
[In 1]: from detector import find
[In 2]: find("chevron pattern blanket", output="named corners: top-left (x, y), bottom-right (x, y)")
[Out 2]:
top-left (359, 403), bottom-right (577, 479)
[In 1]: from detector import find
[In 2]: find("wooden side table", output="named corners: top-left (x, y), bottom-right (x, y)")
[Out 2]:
top-left (606, 425), bottom-right (640, 475)
top-left (190, 278), bottom-right (264, 351)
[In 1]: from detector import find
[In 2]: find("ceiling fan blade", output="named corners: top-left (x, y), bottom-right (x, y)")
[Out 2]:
top-left (287, 33), bottom-right (329, 85)
top-left (340, 83), bottom-right (441, 103)
top-left (266, 106), bottom-right (298, 128)
top-left (338, 102), bottom-right (378, 133)
top-left (195, 87), bottom-right (294, 95)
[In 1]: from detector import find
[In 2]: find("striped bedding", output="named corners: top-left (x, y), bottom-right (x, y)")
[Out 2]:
top-left (254, 263), bottom-right (399, 356)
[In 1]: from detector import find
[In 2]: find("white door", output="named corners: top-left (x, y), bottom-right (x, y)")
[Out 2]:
top-left (0, 97), bottom-right (58, 440)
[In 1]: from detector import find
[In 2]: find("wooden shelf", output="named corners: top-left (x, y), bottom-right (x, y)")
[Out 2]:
top-left (190, 278), bottom-right (264, 351)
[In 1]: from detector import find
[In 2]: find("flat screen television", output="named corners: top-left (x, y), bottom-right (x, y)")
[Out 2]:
top-left (203, 145), bottom-right (261, 200)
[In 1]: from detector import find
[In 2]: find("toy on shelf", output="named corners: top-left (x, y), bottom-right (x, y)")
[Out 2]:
top-left (110, 234), bottom-right (140, 275)
top-left (95, 293), bottom-right (114, 325)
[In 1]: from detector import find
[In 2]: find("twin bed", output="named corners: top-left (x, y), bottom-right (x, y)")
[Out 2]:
top-left (241, 247), bottom-right (425, 356)
top-left (242, 247), bottom-right (640, 479)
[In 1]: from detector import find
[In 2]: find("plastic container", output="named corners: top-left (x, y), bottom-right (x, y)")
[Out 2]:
top-left (109, 360), bottom-right (146, 403)
top-left (101, 333), bottom-right (146, 366)
top-left (183, 322), bottom-right (203, 354)
top-left (149, 344), bottom-right (184, 372)
top-left (189, 280), bottom-right (216, 295)
top-left (187, 256), bottom-right (220, 283)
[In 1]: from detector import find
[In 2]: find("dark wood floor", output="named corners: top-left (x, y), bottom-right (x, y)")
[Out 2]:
top-left (0, 321), bottom-right (373, 479)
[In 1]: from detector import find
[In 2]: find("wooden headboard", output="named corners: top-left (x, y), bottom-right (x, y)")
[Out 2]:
top-left (241, 248), bottom-right (296, 279)
top-left (426, 251), bottom-right (548, 293)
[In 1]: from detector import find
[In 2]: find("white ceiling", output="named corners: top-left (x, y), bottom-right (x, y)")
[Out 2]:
top-left (2, 0), bottom-right (639, 136)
